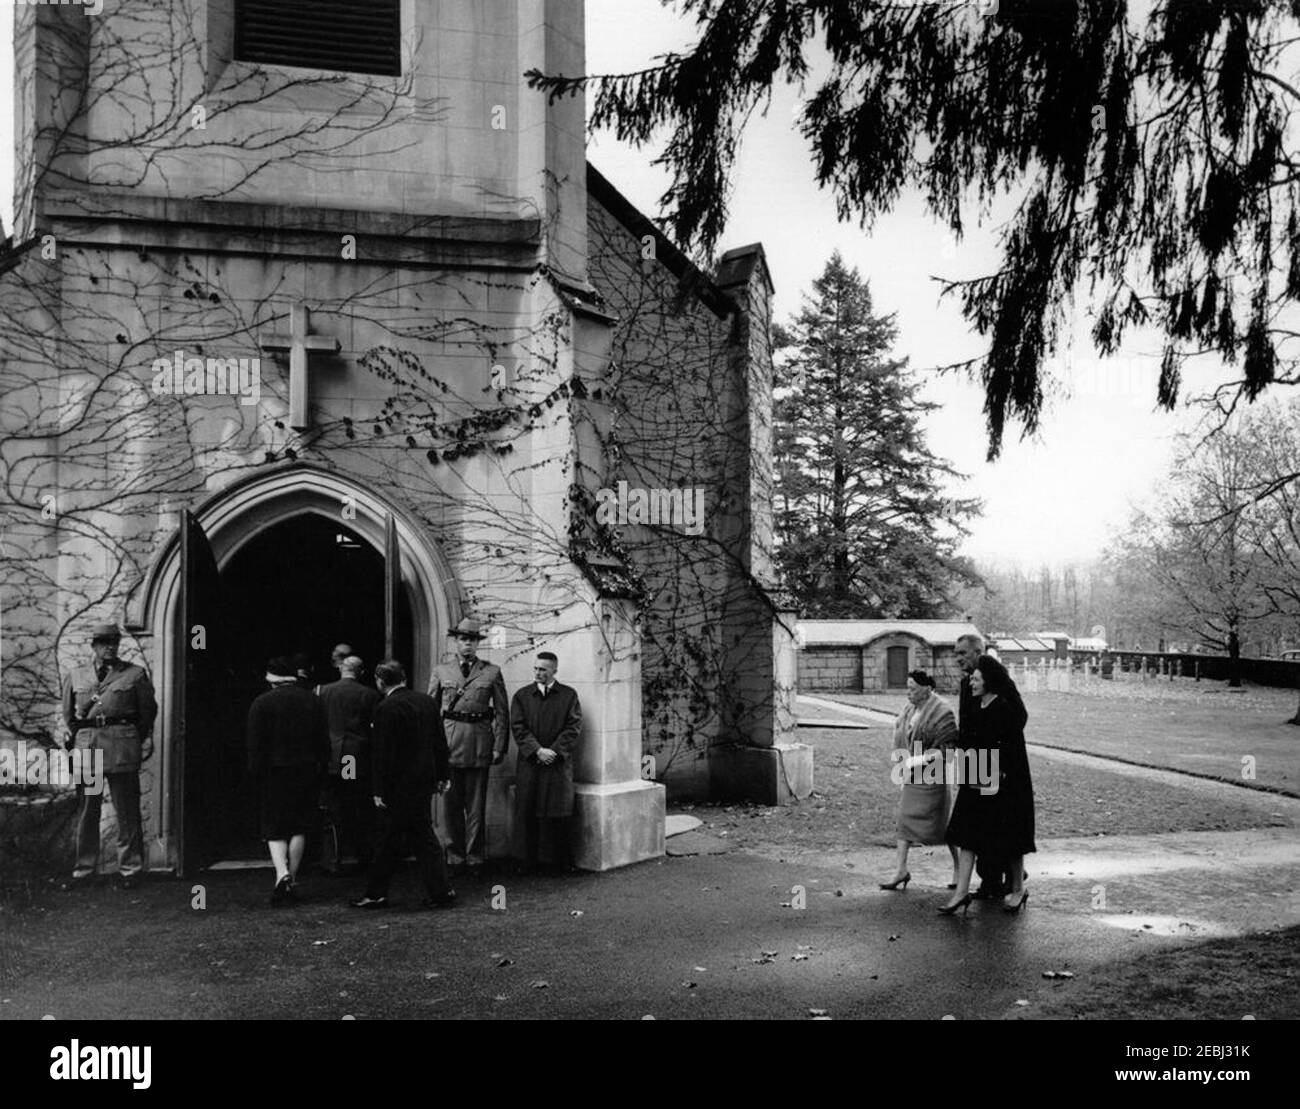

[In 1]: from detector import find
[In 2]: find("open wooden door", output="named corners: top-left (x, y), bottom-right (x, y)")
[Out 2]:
top-left (178, 510), bottom-right (225, 875)
top-left (384, 513), bottom-right (400, 661)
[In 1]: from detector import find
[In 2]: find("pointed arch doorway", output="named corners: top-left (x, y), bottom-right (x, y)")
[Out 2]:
top-left (134, 466), bottom-right (458, 875)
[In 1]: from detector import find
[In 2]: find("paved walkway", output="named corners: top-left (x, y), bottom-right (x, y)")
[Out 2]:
top-left (11, 824), bottom-right (1295, 1020)
top-left (2, 696), bottom-right (1295, 1020)
top-left (789, 694), bottom-right (1300, 948)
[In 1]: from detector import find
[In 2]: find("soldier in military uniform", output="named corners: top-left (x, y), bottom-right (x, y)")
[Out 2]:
top-left (428, 618), bottom-right (509, 876)
top-left (61, 623), bottom-right (158, 887)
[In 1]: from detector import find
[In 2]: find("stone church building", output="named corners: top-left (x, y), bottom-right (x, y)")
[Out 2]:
top-left (0, 1), bottom-right (806, 875)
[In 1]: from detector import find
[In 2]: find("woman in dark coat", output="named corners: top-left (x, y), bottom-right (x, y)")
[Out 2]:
top-left (246, 656), bottom-right (329, 905)
top-left (940, 654), bottom-right (1035, 915)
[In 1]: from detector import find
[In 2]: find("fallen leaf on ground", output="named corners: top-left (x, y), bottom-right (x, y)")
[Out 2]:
top-left (530, 980), bottom-right (549, 989)
top-left (497, 958), bottom-right (514, 968)
top-left (808, 1008), bottom-right (829, 1017)
top-left (791, 953), bottom-right (810, 962)
top-left (570, 910), bottom-right (584, 917)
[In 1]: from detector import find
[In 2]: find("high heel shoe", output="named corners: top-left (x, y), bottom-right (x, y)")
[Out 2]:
top-left (879, 872), bottom-right (911, 891)
top-left (937, 893), bottom-right (972, 916)
top-left (1003, 889), bottom-right (1029, 914)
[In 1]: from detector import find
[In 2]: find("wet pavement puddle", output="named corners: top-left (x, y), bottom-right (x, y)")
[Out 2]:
top-left (1091, 913), bottom-right (1236, 937)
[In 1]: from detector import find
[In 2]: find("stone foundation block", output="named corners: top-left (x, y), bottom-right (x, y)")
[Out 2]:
top-left (709, 741), bottom-right (814, 806)
top-left (572, 779), bottom-right (665, 871)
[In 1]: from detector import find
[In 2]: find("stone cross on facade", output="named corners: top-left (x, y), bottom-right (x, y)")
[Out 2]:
top-left (260, 304), bottom-right (341, 430)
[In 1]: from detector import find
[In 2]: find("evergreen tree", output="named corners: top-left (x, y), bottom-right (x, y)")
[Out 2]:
top-left (774, 253), bottom-right (979, 617)
top-left (530, 0), bottom-right (1300, 457)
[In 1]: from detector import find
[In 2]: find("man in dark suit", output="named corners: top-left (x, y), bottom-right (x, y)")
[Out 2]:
top-left (510, 651), bottom-right (582, 874)
top-left (350, 660), bottom-right (456, 910)
top-left (316, 655), bottom-right (381, 872)
top-left (61, 623), bottom-right (158, 888)
top-left (954, 633), bottom-right (1027, 899)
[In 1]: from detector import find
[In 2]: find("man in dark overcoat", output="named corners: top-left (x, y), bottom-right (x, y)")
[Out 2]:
top-left (428, 618), bottom-right (509, 876)
top-left (510, 651), bottom-right (582, 874)
top-left (61, 623), bottom-right (158, 887)
top-left (316, 654), bottom-right (381, 871)
top-left (351, 660), bottom-right (456, 910)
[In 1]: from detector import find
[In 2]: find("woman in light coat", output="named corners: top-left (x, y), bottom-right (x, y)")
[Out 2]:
top-left (880, 670), bottom-right (959, 891)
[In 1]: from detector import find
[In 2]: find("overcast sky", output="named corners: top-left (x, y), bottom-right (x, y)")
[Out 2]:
top-left (1, 3), bottom-right (1222, 569)
top-left (585, 0), bottom-right (1231, 572)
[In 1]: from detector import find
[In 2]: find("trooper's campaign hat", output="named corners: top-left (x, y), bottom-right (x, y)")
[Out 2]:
top-left (449, 617), bottom-right (484, 640)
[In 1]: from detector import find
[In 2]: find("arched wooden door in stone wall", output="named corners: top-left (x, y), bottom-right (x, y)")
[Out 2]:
top-left (886, 645), bottom-right (909, 688)
top-left (179, 510), bottom-right (229, 875)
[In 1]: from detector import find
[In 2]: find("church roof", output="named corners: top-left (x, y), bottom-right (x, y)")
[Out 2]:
top-left (587, 162), bottom-right (737, 319)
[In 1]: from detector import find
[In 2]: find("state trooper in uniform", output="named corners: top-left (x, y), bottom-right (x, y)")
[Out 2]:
top-left (428, 618), bottom-right (509, 877)
top-left (61, 623), bottom-right (158, 887)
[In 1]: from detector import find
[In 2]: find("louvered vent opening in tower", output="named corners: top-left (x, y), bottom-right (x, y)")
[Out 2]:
top-left (234, 0), bottom-right (402, 77)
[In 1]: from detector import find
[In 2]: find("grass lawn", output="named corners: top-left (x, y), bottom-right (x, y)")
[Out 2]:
top-left (1021, 924), bottom-right (1300, 1020)
top-left (682, 720), bottom-right (1293, 858)
top-left (826, 677), bottom-right (1300, 796)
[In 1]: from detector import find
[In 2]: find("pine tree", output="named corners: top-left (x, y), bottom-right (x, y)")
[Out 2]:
top-left (530, 0), bottom-right (1300, 457)
top-left (774, 253), bottom-right (979, 617)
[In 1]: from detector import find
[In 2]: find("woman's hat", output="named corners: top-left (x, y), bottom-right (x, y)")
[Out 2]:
top-left (266, 656), bottom-right (297, 678)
